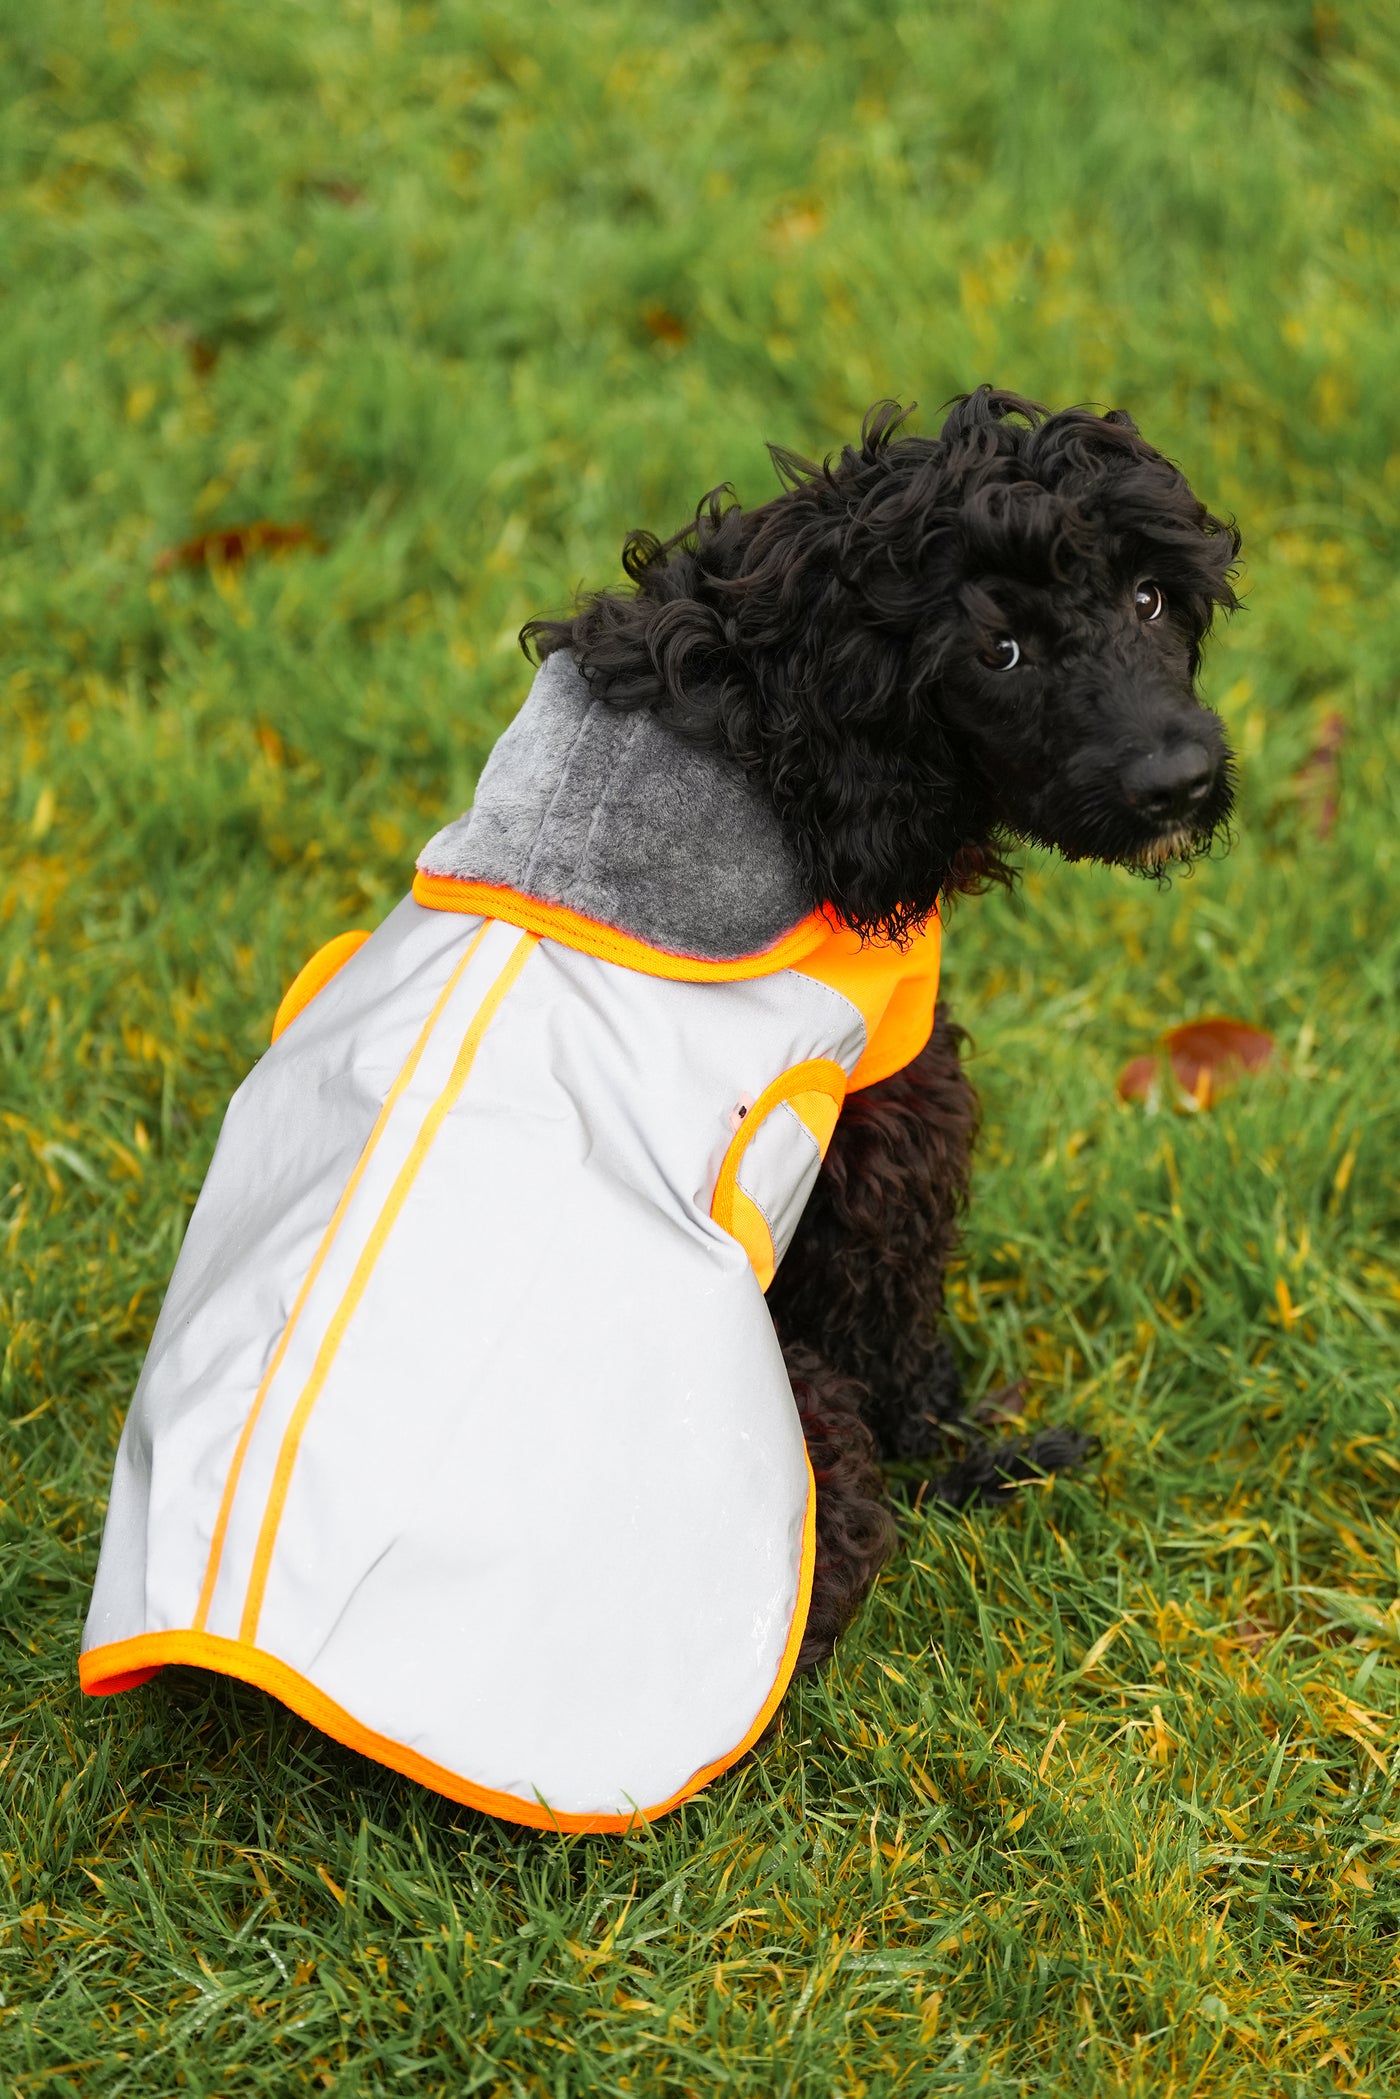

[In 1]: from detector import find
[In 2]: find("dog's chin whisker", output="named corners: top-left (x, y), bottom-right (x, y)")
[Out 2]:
top-left (1127, 824), bottom-right (1196, 870)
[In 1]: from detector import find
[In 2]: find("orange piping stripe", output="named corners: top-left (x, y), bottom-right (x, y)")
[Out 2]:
top-left (81, 1454), bottom-right (816, 1833)
top-left (710, 1057), bottom-right (849, 1250)
top-left (412, 871), bottom-right (834, 983)
top-left (238, 930), bottom-right (540, 1646)
top-left (191, 921), bottom-right (492, 1633)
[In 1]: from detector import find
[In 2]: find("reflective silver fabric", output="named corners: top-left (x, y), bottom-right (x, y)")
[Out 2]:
top-left (84, 897), bottom-right (868, 1819)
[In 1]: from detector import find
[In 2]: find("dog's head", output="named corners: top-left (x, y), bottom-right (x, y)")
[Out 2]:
top-left (893, 388), bottom-right (1239, 877)
top-left (524, 387), bottom-right (1241, 941)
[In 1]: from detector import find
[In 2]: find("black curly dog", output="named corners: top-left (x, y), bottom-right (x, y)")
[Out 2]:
top-left (525, 386), bottom-right (1240, 1673)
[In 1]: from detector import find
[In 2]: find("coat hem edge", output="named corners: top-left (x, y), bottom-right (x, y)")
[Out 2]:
top-left (78, 1457), bottom-right (817, 1834)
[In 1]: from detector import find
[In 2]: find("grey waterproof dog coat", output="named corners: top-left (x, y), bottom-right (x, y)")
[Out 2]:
top-left (81, 655), bottom-right (941, 1829)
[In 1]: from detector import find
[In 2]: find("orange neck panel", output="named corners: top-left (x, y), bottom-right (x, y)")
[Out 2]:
top-left (793, 915), bottom-right (942, 1092)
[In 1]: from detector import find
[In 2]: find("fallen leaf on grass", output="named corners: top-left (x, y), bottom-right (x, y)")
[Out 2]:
top-left (160, 321), bottom-right (220, 375)
top-left (1164, 1017), bottom-right (1274, 1100)
top-left (1294, 709), bottom-right (1345, 840)
top-left (296, 174), bottom-right (367, 206)
top-left (974, 1378), bottom-right (1027, 1425)
top-left (1116, 1054), bottom-right (1161, 1106)
top-left (154, 521), bottom-right (323, 573)
top-left (1117, 1016), bottom-right (1275, 1111)
top-left (642, 303), bottom-right (688, 346)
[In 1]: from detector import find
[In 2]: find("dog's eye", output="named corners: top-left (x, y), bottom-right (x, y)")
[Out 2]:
top-left (980, 637), bottom-right (1021, 671)
top-left (1134, 581), bottom-right (1165, 622)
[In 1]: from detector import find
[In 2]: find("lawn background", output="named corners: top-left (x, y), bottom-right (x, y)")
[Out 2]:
top-left (3, 2), bottom-right (1400, 2092)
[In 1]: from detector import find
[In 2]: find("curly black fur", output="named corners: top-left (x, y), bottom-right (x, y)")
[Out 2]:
top-left (522, 385), bottom-right (1241, 1673)
top-left (769, 1008), bottom-right (978, 1458)
top-left (784, 1344), bottom-right (895, 1675)
top-left (773, 1019), bottom-right (1097, 1666)
top-left (524, 386), bottom-right (1241, 942)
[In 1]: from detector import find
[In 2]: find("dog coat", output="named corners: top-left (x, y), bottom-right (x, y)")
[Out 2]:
top-left (80, 653), bottom-right (941, 1830)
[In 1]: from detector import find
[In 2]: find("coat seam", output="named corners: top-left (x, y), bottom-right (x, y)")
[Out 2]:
top-left (781, 970), bottom-right (868, 1070)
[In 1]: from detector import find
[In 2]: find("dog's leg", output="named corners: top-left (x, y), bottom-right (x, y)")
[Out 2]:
top-left (785, 1342), bottom-right (895, 1673)
top-left (770, 1008), bottom-right (1090, 1505)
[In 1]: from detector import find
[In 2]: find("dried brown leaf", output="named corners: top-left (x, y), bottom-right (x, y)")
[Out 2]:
top-left (1294, 709), bottom-right (1345, 840)
top-left (1165, 1017), bottom-right (1274, 1103)
top-left (297, 175), bottom-right (367, 206)
top-left (154, 521), bottom-right (323, 574)
top-left (1118, 1018), bottom-right (1275, 1111)
top-left (642, 303), bottom-right (688, 346)
top-left (1116, 1053), bottom-right (1162, 1104)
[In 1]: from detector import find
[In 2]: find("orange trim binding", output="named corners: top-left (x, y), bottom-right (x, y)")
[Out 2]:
top-left (412, 872), bottom-right (833, 983)
top-left (728, 1187), bottom-right (777, 1293)
top-left (80, 1454), bottom-right (817, 1834)
top-left (239, 930), bottom-right (540, 1646)
top-left (711, 1058), bottom-right (849, 1289)
top-left (192, 921), bottom-right (493, 1633)
top-left (784, 1088), bottom-right (843, 1154)
top-left (415, 883), bottom-right (940, 1081)
top-left (271, 929), bottom-right (372, 1044)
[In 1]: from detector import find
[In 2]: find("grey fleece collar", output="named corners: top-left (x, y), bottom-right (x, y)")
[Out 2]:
top-left (417, 651), bottom-right (815, 960)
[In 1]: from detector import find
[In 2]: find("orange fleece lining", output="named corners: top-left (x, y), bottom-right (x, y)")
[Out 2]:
top-left (193, 922), bottom-right (494, 1633)
top-left (80, 1454), bottom-right (817, 1834)
top-left (412, 872), bottom-right (834, 982)
top-left (239, 930), bottom-right (540, 1646)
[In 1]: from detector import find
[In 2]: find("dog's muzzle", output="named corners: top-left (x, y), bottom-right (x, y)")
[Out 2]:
top-left (1122, 741), bottom-right (1217, 825)
top-left (1120, 730), bottom-right (1231, 865)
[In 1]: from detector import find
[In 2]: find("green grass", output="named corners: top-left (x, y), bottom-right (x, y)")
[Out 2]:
top-left (3, 0), bottom-right (1400, 2090)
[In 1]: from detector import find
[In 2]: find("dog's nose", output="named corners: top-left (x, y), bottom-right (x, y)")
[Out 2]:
top-left (1124, 743), bottom-right (1216, 823)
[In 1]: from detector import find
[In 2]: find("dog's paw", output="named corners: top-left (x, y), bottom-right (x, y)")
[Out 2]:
top-left (898, 1423), bottom-right (1097, 1510)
